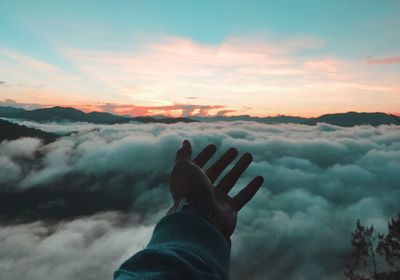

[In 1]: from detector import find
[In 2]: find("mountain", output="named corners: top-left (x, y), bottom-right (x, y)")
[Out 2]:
top-left (192, 115), bottom-right (312, 124)
top-left (1, 106), bottom-right (398, 126)
top-left (0, 118), bottom-right (57, 143)
top-left (314, 112), bottom-right (399, 127)
top-left (85, 111), bottom-right (129, 124)
top-left (193, 112), bottom-right (400, 126)
top-left (0, 106), bottom-right (197, 124)
top-left (0, 106), bottom-right (26, 115)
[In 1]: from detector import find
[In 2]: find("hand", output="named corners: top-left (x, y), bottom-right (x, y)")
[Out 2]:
top-left (168, 140), bottom-right (264, 239)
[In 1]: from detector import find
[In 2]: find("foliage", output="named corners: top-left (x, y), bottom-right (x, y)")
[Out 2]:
top-left (345, 214), bottom-right (400, 280)
top-left (377, 214), bottom-right (400, 269)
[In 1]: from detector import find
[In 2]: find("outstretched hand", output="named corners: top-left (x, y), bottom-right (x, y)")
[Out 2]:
top-left (168, 140), bottom-right (264, 238)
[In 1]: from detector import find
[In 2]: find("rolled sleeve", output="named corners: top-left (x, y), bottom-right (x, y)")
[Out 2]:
top-left (114, 211), bottom-right (231, 280)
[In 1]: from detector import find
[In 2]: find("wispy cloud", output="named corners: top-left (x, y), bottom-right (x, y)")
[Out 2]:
top-left (1, 36), bottom-right (399, 116)
top-left (367, 56), bottom-right (400, 65)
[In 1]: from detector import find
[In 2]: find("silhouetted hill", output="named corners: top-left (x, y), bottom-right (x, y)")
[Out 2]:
top-left (0, 118), bottom-right (57, 143)
top-left (0, 106), bottom-right (197, 124)
top-left (314, 112), bottom-right (399, 127)
top-left (86, 111), bottom-right (130, 124)
top-left (0, 106), bottom-right (26, 115)
top-left (193, 112), bottom-right (399, 126)
top-left (1, 106), bottom-right (398, 126)
top-left (192, 115), bottom-right (312, 124)
top-left (131, 116), bottom-right (200, 124)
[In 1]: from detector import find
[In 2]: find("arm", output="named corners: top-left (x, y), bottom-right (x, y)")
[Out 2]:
top-left (114, 140), bottom-right (264, 280)
top-left (114, 210), bottom-right (230, 280)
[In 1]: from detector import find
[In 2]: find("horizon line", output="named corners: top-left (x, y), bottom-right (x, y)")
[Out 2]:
top-left (1, 103), bottom-right (399, 119)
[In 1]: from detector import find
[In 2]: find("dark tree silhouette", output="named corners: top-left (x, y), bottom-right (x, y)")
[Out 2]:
top-left (345, 215), bottom-right (400, 280)
top-left (377, 214), bottom-right (400, 270)
top-left (345, 220), bottom-right (379, 280)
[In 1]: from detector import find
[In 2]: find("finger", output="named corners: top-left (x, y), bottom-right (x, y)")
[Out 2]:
top-left (193, 144), bottom-right (217, 167)
top-left (175, 139), bottom-right (192, 162)
top-left (217, 152), bottom-right (253, 193)
top-left (233, 176), bottom-right (264, 211)
top-left (206, 147), bottom-right (238, 183)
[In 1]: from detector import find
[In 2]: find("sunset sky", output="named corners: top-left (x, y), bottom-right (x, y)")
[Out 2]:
top-left (0, 0), bottom-right (399, 117)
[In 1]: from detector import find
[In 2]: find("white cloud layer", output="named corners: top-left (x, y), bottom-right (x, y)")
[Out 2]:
top-left (0, 121), bottom-right (399, 279)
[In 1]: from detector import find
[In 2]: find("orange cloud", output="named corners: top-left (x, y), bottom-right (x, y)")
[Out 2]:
top-left (1, 98), bottom-right (237, 117)
top-left (83, 103), bottom-right (232, 117)
top-left (33, 102), bottom-right (233, 117)
top-left (367, 56), bottom-right (400, 65)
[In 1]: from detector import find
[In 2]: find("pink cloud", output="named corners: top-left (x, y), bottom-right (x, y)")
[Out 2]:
top-left (1, 35), bottom-right (399, 117)
top-left (64, 35), bottom-right (320, 84)
top-left (367, 56), bottom-right (400, 65)
top-left (0, 49), bottom-right (61, 73)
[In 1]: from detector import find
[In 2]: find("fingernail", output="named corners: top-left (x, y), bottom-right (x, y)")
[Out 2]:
top-left (181, 139), bottom-right (189, 147)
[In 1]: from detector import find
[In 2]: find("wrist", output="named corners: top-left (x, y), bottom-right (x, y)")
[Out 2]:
top-left (149, 210), bottom-right (231, 279)
top-left (168, 198), bottom-right (231, 240)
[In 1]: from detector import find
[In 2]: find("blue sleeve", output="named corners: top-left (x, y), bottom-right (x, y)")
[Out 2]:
top-left (114, 210), bottom-right (231, 280)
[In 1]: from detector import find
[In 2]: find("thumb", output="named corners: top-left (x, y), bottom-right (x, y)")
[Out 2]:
top-left (175, 139), bottom-right (192, 162)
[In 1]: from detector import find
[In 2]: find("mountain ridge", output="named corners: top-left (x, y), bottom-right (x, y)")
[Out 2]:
top-left (0, 118), bottom-right (57, 143)
top-left (0, 106), bottom-right (197, 124)
top-left (193, 111), bottom-right (400, 126)
top-left (0, 106), bottom-right (399, 126)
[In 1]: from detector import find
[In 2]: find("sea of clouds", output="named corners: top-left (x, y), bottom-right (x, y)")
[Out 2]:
top-left (1, 121), bottom-right (399, 280)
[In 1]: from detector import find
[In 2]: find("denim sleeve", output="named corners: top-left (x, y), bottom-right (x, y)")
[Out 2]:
top-left (114, 210), bottom-right (231, 280)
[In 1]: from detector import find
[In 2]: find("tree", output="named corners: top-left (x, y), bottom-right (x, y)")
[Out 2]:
top-left (345, 214), bottom-right (400, 280)
top-left (377, 214), bottom-right (400, 270)
top-left (345, 220), bottom-right (379, 280)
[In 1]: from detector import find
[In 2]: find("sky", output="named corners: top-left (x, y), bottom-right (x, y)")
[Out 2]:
top-left (0, 0), bottom-right (399, 117)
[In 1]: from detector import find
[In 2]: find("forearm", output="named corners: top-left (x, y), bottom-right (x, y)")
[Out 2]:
top-left (114, 211), bottom-right (231, 280)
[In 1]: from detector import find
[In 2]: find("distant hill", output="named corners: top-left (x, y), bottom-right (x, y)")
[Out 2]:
top-left (193, 112), bottom-right (400, 126)
top-left (314, 112), bottom-right (400, 127)
top-left (1, 106), bottom-right (398, 127)
top-left (0, 106), bottom-right (197, 124)
top-left (0, 118), bottom-right (57, 143)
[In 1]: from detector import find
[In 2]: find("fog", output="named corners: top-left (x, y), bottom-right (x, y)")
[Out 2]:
top-left (1, 121), bottom-right (399, 280)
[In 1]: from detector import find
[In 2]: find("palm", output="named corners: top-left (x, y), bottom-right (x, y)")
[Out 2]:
top-left (169, 140), bottom-right (264, 237)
